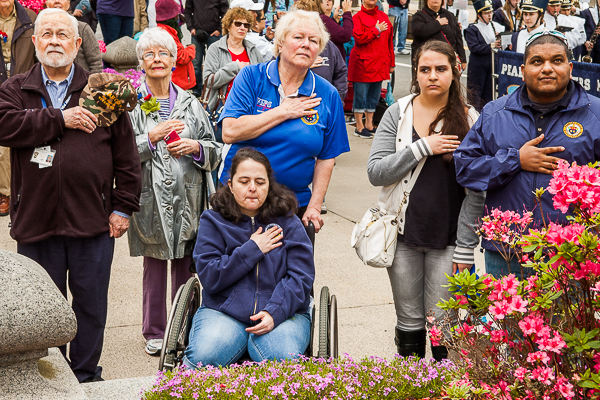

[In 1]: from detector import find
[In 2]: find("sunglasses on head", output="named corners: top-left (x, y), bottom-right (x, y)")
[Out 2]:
top-left (233, 21), bottom-right (252, 29)
top-left (525, 30), bottom-right (568, 48)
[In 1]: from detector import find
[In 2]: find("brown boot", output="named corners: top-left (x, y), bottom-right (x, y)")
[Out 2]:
top-left (0, 194), bottom-right (9, 216)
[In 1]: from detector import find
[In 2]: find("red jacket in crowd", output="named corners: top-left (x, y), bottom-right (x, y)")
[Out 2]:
top-left (158, 24), bottom-right (197, 90)
top-left (348, 5), bottom-right (394, 83)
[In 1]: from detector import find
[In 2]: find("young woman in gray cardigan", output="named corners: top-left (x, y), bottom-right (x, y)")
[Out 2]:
top-left (367, 40), bottom-right (485, 362)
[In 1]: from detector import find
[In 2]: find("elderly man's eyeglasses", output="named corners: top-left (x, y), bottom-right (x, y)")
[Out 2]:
top-left (143, 51), bottom-right (172, 61)
top-left (233, 21), bottom-right (252, 29)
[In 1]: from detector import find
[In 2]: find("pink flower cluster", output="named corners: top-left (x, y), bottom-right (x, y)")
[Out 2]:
top-left (487, 274), bottom-right (528, 320)
top-left (98, 40), bottom-right (106, 53)
top-left (102, 68), bottom-right (145, 89)
top-left (18, 0), bottom-right (44, 13)
top-left (548, 160), bottom-right (600, 214)
top-left (479, 209), bottom-right (533, 243)
top-left (544, 222), bottom-right (586, 246)
top-left (429, 325), bottom-right (442, 346)
top-left (518, 315), bottom-right (566, 354)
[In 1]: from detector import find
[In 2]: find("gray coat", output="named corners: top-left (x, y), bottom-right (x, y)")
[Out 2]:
top-left (202, 35), bottom-right (263, 111)
top-left (128, 82), bottom-right (221, 260)
top-left (75, 21), bottom-right (102, 73)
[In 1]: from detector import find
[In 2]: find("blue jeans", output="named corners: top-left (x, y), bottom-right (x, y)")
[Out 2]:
top-left (183, 307), bottom-right (311, 368)
top-left (388, 7), bottom-right (408, 51)
top-left (97, 14), bottom-right (134, 46)
top-left (353, 81), bottom-right (382, 113)
top-left (485, 250), bottom-right (534, 280)
top-left (191, 34), bottom-right (220, 96)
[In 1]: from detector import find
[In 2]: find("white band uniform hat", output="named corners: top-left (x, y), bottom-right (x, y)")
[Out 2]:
top-left (229, 0), bottom-right (264, 11)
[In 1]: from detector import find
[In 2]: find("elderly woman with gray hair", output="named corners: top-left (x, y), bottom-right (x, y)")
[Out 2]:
top-left (218, 10), bottom-right (350, 233)
top-left (127, 27), bottom-right (221, 357)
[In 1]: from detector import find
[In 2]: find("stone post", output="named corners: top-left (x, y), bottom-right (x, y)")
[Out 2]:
top-left (0, 250), bottom-right (78, 399)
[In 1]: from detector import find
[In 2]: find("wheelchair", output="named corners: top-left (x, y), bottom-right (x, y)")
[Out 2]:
top-left (158, 222), bottom-right (339, 372)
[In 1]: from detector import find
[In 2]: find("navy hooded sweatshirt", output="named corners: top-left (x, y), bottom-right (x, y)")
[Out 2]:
top-left (193, 210), bottom-right (315, 328)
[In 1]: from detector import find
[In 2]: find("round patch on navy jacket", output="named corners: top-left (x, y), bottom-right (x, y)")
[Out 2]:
top-left (563, 122), bottom-right (583, 138)
top-left (301, 110), bottom-right (319, 125)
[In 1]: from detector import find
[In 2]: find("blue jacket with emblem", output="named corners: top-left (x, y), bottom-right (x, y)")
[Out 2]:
top-left (455, 82), bottom-right (600, 251)
top-left (193, 209), bottom-right (315, 328)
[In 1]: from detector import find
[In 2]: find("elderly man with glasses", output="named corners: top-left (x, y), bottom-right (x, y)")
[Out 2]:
top-left (455, 30), bottom-right (600, 279)
top-left (0, 8), bottom-right (141, 383)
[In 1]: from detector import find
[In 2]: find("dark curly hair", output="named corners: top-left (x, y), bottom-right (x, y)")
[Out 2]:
top-left (210, 148), bottom-right (298, 223)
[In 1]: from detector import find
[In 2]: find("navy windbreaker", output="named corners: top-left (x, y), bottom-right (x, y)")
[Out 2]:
top-left (455, 82), bottom-right (600, 250)
top-left (193, 210), bottom-right (315, 328)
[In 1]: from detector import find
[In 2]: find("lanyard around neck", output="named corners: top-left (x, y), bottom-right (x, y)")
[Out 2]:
top-left (40, 94), bottom-right (72, 111)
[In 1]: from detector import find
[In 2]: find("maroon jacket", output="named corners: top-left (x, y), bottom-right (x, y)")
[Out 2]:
top-left (0, 63), bottom-right (142, 244)
top-left (320, 12), bottom-right (353, 59)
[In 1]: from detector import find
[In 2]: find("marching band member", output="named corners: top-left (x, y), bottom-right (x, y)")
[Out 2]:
top-left (543, 0), bottom-right (585, 56)
top-left (447, 0), bottom-right (470, 36)
top-left (493, 0), bottom-right (521, 32)
top-left (465, 0), bottom-right (505, 110)
top-left (560, 0), bottom-right (586, 60)
top-left (510, 0), bottom-right (547, 53)
top-left (581, 0), bottom-right (600, 62)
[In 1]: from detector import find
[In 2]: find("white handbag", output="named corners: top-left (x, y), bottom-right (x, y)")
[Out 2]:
top-left (351, 158), bottom-right (425, 268)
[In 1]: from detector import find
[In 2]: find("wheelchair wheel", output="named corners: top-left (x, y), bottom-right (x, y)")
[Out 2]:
top-left (158, 277), bottom-right (201, 371)
top-left (318, 286), bottom-right (330, 358)
top-left (329, 295), bottom-right (338, 359)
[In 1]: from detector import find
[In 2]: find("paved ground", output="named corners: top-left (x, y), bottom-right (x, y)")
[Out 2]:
top-left (0, 6), bottom-right (484, 381)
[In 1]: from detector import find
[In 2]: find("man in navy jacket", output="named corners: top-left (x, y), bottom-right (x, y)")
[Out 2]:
top-left (455, 31), bottom-right (600, 279)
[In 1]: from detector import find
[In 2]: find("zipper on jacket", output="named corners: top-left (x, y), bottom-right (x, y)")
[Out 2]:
top-left (251, 217), bottom-right (260, 321)
top-left (101, 183), bottom-right (107, 213)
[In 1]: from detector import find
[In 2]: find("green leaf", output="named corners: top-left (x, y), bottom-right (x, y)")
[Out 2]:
top-left (534, 247), bottom-right (543, 260)
top-left (140, 97), bottom-right (160, 115)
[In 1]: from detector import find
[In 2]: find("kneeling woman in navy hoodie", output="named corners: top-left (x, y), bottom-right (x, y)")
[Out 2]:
top-left (183, 148), bottom-right (315, 368)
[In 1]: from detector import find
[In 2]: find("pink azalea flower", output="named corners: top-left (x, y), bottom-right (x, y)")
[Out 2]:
top-left (538, 331), bottom-right (566, 354)
top-left (509, 295), bottom-right (528, 313)
top-left (531, 366), bottom-right (555, 385)
top-left (519, 315), bottom-right (544, 336)
top-left (489, 300), bottom-right (511, 320)
top-left (514, 367), bottom-right (528, 381)
top-left (490, 329), bottom-right (508, 344)
top-left (556, 377), bottom-right (575, 399)
top-left (429, 325), bottom-right (442, 347)
top-left (527, 351), bottom-right (551, 365)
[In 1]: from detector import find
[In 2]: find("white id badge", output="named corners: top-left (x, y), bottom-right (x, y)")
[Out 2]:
top-left (31, 147), bottom-right (55, 168)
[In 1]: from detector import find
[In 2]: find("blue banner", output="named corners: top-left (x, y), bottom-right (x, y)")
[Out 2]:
top-left (496, 50), bottom-right (600, 98)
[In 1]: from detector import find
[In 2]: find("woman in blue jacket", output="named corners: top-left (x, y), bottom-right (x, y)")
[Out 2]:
top-left (183, 148), bottom-right (315, 368)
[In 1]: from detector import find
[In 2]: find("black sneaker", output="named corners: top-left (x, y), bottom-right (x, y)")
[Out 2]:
top-left (81, 375), bottom-right (105, 383)
top-left (354, 128), bottom-right (373, 139)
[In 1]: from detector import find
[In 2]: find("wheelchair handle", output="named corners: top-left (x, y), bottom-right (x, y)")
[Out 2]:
top-left (305, 221), bottom-right (315, 247)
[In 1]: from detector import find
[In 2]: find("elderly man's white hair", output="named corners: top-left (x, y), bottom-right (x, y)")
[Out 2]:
top-left (136, 27), bottom-right (177, 65)
top-left (34, 8), bottom-right (80, 40)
